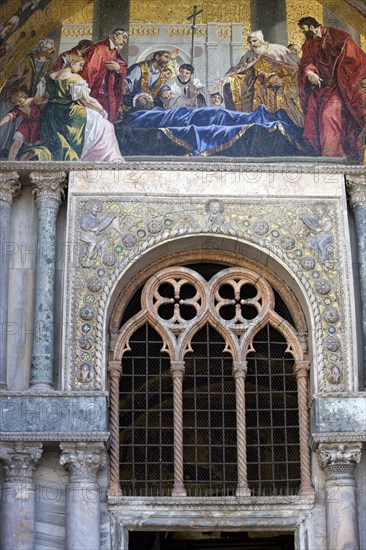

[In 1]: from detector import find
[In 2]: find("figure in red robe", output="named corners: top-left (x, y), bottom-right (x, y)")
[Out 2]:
top-left (298, 17), bottom-right (366, 157)
top-left (80, 28), bottom-right (128, 123)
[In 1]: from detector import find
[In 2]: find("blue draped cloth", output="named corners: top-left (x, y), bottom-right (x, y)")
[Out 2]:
top-left (123, 105), bottom-right (308, 156)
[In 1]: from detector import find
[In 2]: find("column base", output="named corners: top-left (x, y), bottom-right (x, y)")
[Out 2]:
top-left (298, 485), bottom-right (316, 497)
top-left (108, 483), bottom-right (123, 498)
top-left (171, 483), bottom-right (187, 497)
top-left (236, 483), bottom-right (251, 497)
top-left (29, 381), bottom-right (54, 391)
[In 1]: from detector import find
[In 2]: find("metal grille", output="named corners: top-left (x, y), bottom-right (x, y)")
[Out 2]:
top-left (117, 265), bottom-right (304, 498)
top-left (183, 324), bottom-right (237, 496)
top-left (246, 324), bottom-right (301, 495)
top-left (119, 324), bottom-right (174, 496)
top-left (273, 289), bottom-right (295, 327)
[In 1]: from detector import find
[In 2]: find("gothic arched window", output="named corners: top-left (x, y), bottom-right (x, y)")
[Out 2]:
top-left (108, 264), bottom-right (313, 498)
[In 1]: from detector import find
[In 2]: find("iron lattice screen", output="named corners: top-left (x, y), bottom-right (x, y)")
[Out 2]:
top-left (246, 324), bottom-right (301, 495)
top-left (117, 266), bottom-right (302, 498)
top-left (119, 324), bottom-right (174, 496)
top-left (183, 324), bottom-right (237, 497)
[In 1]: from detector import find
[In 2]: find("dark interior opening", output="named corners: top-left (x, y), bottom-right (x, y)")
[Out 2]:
top-left (128, 531), bottom-right (295, 550)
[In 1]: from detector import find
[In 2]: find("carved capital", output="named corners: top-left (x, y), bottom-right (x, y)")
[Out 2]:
top-left (0, 172), bottom-right (21, 204)
top-left (170, 361), bottom-right (185, 377)
top-left (294, 360), bottom-right (310, 379)
top-left (0, 443), bottom-right (42, 481)
top-left (346, 176), bottom-right (366, 209)
top-left (318, 443), bottom-right (362, 471)
top-left (108, 360), bottom-right (122, 379)
top-left (60, 442), bottom-right (107, 482)
top-left (30, 171), bottom-right (67, 203)
top-left (232, 360), bottom-right (247, 378)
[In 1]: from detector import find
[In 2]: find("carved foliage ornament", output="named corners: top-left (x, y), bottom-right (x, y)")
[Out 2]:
top-left (346, 177), bottom-right (366, 209)
top-left (0, 172), bottom-right (21, 204)
top-left (30, 171), bottom-right (67, 203)
top-left (0, 443), bottom-right (43, 480)
top-left (59, 442), bottom-right (106, 481)
top-left (318, 443), bottom-right (362, 470)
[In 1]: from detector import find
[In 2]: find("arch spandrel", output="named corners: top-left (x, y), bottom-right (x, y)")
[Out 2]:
top-left (64, 193), bottom-right (355, 394)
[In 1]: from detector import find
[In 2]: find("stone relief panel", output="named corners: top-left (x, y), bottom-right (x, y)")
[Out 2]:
top-left (64, 194), bottom-right (354, 393)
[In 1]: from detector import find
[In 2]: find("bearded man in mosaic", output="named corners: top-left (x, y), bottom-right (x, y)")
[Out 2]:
top-left (224, 30), bottom-right (303, 127)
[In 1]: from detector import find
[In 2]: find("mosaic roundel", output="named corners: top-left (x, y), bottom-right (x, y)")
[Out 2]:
top-left (300, 257), bottom-right (316, 271)
top-left (324, 336), bottom-right (341, 352)
top-left (315, 280), bottom-right (332, 295)
top-left (87, 278), bottom-right (103, 293)
top-left (323, 307), bottom-right (340, 324)
top-left (79, 306), bottom-right (96, 321)
top-left (251, 220), bottom-right (270, 236)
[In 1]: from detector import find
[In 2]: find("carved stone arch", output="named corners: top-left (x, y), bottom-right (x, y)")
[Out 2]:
top-left (108, 253), bottom-right (314, 498)
top-left (182, 311), bottom-right (238, 362)
top-left (243, 310), bottom-right (304, 362)
top-left (109, 248), bottom-right (308, 357)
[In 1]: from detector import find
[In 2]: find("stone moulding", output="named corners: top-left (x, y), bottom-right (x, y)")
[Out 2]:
top-left (0, 432), bottom-right (109, 441)
top-left (108, 496), bottom-right (316, 532)
top-left (0, 160), bottom-right (365, 174)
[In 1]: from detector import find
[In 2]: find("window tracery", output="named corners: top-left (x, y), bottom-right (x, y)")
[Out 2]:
top-left (108, 264), bottom-right (313, 498)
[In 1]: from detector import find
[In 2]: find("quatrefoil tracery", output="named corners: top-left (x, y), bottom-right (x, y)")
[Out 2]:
top-left (114, 266), bottom-right (302, 363)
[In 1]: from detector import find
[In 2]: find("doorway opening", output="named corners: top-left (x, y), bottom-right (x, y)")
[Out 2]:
top-left (128, 531), bottom-right (295, 549)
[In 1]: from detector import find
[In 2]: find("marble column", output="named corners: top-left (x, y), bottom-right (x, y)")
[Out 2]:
top-left (318, 442), bottom-right (362, 550)
top-left (29, 171), bottom-right (66, 390)
top-left (295, 360), bottom-right (315, 496)
top-left (346, 175), bottom-right (366, 386)
top-left (232, 360), bottom-right (251, 497)
top-left (60, 442), bottom-right (107, 550)
top-left (170, 361), bottom-right (186, 497)
top-left (0, 172), bottom-right (21, 389)
top-left (0, 442), bottom-right (43, 550)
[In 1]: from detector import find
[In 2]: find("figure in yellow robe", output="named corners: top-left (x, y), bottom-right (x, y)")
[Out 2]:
top-left (224, 31), bottom-right (303, 128)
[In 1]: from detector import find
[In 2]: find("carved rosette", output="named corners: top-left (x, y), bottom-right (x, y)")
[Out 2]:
top-left (0, 172), bottom-right (21, 204)
top-left (0, 443), bottom-right (43, 482)
top-left (30, 171), bottom-right (67, 204)
top-left (60, 442), bottom-right (107, 482)
top-left (346, 177), bottom-right (366, 209)
top-left (318, 443), bottom-right (362, 476)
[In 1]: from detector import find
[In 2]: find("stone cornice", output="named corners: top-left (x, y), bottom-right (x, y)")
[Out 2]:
top-left (0, 160), bottom-right (365, 174)
top-left (310, 433), bottom-right (366, 450)
top-left (0, 171), bottom-right (21, 204)
top-left (0, 432), bottom-right (109, 441)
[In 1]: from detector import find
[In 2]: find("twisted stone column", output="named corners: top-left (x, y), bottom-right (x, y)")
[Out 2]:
top-left (170, 361), bottom-right (186, 497)
top-left (0, 442), bottom-right (43, 550)
top-left (60, 442), bottom-right (107, 550)
top-left (0, 172), bottom-right (21, 389)
top-left (108, 360), bottom-right (122, 496)
top-left (346, 176), bottom-right (366, 386)
top-left (29, 172), bottom-right (66, 390)
top-left (294, 360), bottom-right (315, 496)
top-left (232, 360), bottom-right (250, 497)
top-left (318, 442), bottom-right (362, 550)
